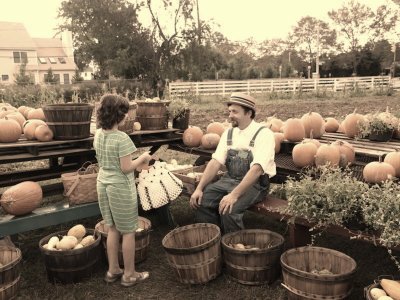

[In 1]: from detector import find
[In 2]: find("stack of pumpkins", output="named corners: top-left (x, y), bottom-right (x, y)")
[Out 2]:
top-left (182, 120), bottom-right (230, 149)
top-left (0, 103), bottom-right (54, 143)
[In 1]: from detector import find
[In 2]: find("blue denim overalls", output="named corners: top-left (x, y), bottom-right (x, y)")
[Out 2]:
top-left (195, 126), bottom-right (270, 233)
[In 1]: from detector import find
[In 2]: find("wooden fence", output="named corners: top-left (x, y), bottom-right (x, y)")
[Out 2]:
top-left (169, 76), bottom-right (400, 96)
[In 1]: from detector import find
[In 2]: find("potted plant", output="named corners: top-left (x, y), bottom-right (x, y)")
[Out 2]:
top-left (168, 97), bottom-right (191, 130)
top-left (357, 110), bottom-right (398, 142)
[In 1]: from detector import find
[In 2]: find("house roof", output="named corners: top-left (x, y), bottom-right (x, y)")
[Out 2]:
top-left (0, 22), bottom-right (36, 50)
top-left (33, 38), bottom-right (67, 57)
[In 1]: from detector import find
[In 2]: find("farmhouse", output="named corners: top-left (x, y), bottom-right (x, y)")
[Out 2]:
top-left (0, 21), bottom-right (76, 85)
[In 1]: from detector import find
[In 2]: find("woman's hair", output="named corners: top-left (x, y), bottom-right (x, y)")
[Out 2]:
top-left (97, 94), bottom-right (130, 129)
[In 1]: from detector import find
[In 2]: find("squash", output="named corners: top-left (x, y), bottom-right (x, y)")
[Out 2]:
top-left (27, 108), bottom-right (46, 121)
top-left (384, 151), bottom-right (400, 177)
top-left (325, 117), bottom-right (340, 133)
top-left (183, 126), bottom-right (203, 147)
top-left (23, 119), bottom-right (46, 140)
top-left (301, 111), bottom-right (325, 138)
top-left (201, 133), bottom-right (220, 149)
top-left (380, 279), bottom-right (400, 300)
top-left (343, 109), bottom-right (365, 138)
top-left (0, 181), bottom-right (43, 215)
top-left (283, 118), bottom-right (305, 142)
top-left (315, 144), bottom-right (341, 167)
top-left (22, 107), bottom-right (34, 119)
top-left (133, 121), bottom-right (141, 131)
top-left (6, 112), bottom-right (26, 130)
top-left (206, 122), bottom-right (225, 136)
top-left (370, 288), bottom-right (387, 300)
top-left (47, 236), bottom-right (60, 250)
top-left (377, 296), bottom-right (394, 300)
top-left (56, 236), bottom-right (78, 250)
top-left (35, 124), bottom-right (53, 142)
top-left (80, 235), bottom-right (95, 247)
top-left (332, 140), bottom-right (355, 167)
top-left (292, 141), bottom-right (318, 167)
top-left (67, 224), bottom-right (86, 240)
top-left (274, 132), bottom-right (284, 154)
top-left (363, 162), bottom-right (396, 183)
top-left (73, 244), bottom-right (84, 250)
top-left (0, 118), bottom-right (22, 143)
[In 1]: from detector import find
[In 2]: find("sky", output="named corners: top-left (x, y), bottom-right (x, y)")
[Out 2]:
top-left (0, 0), bottom-right (393, 42)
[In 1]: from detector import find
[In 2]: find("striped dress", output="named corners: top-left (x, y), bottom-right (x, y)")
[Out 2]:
top-left (93, 129), bottom-right (138, 233)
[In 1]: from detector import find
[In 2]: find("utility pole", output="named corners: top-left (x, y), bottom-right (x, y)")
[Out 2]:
top-left (315, 22), bottom-right (320, 78)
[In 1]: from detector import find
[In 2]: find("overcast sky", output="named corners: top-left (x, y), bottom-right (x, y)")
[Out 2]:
top-left (0, 0), bottom-right (393, 42)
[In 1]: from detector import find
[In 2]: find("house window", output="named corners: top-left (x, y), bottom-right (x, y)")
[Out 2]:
top-left (38, 57), bottom-right (47, 64)
top-left (49, 57), bottom-right (57, 64)
top-left (54, 74), bottom-right (60, 83)
top-left (1, 75), bottom-right (9, 81)
top-left (63, 74), bottom-right (70, 84)
top-left (58, 57), bottom-right (66, 64)
top-left (13, 51), bottom-right (28, 63)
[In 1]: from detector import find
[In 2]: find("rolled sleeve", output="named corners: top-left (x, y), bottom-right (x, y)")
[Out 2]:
top-left (250, 128), bottom-right (276, 178)
top-left (118, 133), bottom-right (136, 158)
top-left (211, 130), bottom-right (228, 165)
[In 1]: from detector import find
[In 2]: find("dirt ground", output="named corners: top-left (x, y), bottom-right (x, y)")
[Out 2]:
top-left (8, 93), bottom-right (400, 299)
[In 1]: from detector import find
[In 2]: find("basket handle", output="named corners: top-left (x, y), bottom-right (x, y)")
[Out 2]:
top-left (64, 177), bottom-right (80, 197)
top-left (78, 161), bottom-right (98, 175)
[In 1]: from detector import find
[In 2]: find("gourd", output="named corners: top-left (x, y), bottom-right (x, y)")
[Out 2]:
top-left (201, 133), bottom-right (220, 149)
top-left (0, 118), bottom-right (22, 143)
top-left (301, 111), bottom-right (325, 138)
top-left (292, 141), bottom-right (318, 167)
top-left (67, 224), bottom-right (86, 240)
top-left (283, 118), bottom-right (305, 142)
top-left (370, 288), bottom-right (387, 300)
top-left (80, 235), bottom-right (95, 247)
top-left (380, 279), bottom-right (400, 300)
top-left (56, 236), bottom-right (78, 250)
top-left (27, 108), bottom-right (46, 121)
top-left (206, 122), bottom-right (225, 136)
top-left (343, 109), bottom-right (365, 138)
top-left (325, 117), bottom-right (340, 133)
top-left (384, 150), bottom-right (400, 177)
top-left (363, 161), bottom-right (396, 183)
top-left (315, 144), bottom-right (341, 167)
top-left (35, 125), bottom-right (53, 142)
top-left (183, 126), bottom-right (203, 147)
top-left (23, 119), bottom-right (46, 140)
top-left (0, 181), bottom-right (43, 215)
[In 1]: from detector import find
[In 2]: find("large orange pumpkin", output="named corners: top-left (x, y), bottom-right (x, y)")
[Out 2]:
top-left (0, 118), bottom-right (22, 143)
top-left (363, 161), bottom-right (395, 183)
top-left (0, 181), bottom-right (43, 215)
top-left (283, 118), bottom-right (305, 142)
top-left (206, 122), bottom-right (225, 136)
top-left (301, 112), bottom-right (325, 138)
top-left (325, 117), bottom-right (339, 133)
top-left (332, 140), bottom-right (355, 167)
top-left (201, 133), bottom-right (220, 149)
top-left (183, 126), bottom-right (203, 147)
top-left (315, 144), bottom-right (341, 167)
top-left (384, 151), bottom-right (400, 177)
top-left (23, 119), bottom-right (47, 140)
top-left (292, 142), bottom-right (318, 167)
top-left (343, 109), bottom-right (365, 138)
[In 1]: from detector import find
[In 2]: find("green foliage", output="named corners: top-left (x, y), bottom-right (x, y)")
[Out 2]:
top-left (14, 62), bottom-right (34, 86)
top-left (357, 110), bottom-right (398, 138)
top-left (72, 69), bottom-right (84, 83)
top-left (44, 68), bottom-right (58, 84)
top-left (167, 97), bottom-right (191, 119)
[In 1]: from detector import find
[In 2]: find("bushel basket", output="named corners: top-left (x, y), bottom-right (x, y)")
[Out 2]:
top-left (135, 100), bottom-right (170, 130)
top-left (0, 246), bottom-right (22, 300)
top-left (61, 162), bottom-right (98, 205)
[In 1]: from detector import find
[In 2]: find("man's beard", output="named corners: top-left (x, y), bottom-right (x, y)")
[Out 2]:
top-left (230, 120), bottom-right (238, 127)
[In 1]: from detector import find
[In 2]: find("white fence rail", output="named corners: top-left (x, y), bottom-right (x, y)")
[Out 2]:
top-left (169, 76), bottom-right (398, 96)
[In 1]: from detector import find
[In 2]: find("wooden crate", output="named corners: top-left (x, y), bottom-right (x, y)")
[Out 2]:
top-left (172, 164), bottom-right (226, 194)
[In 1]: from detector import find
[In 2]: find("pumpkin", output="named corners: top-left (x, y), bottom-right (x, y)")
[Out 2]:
top-left (0, 108), bottom-right (14, 119)
top-left (22, 107), bottom-right (34, 119)
top-left (343, 109), bottom-right (365, 138)
top-left (67, 224), bottom-right (86, 240)
top-left (133, 121), bottom-right (141, 131)
top-left (27, 108), bottom-right (46, 121)
top-left (325, 117), bottom-right (340, 133)
top-left (283, 118), bottom-right (305, 142)
top-left (206, 121), bottom-right (225, 136)
top-left (332, 140), bottom-right (355, 167)
top-left (337, 120), bottom-right (346, 133)
top-left (274, 132), bottom-right (284, 154)
top-left (303, 130), bottom-right (321, 148)
top-left (201, 133), bottom-right (220, 149)
top-left (35, 124), bottom-right (53, 142)
top-left (0, 181), bottom-right (43, 215)
top-left (301, 112), bottom-right (325, 138)
top-left (23, 119), bottom-right (46, 140)
top-left (384, 151), bottom-right (400, 177)
top-left (380, 278), bottom-right (400, 300)
top-left (315, 144), bottom-right (341, 167)
top-left (292, 142), bottom-right (318, 167)
top-left (363, 161), bottom-right (395, 183)
top-left (183, 126), bottom-right (203, 147)
top-left (266, 116), bottom-right (284, 132)
top-left (6, 112), bottom-right (26, 130)
top-left (0, 118), bottom-right (22, 143)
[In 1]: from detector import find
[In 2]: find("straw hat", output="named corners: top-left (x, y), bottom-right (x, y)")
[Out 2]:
top-left (225, 92), bottom-right (256, 112)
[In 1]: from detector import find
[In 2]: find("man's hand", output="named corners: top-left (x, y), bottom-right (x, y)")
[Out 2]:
top-left (218, 193), bottom-right (238, 215)
top-left (189, 189), bottom-right (203, 209)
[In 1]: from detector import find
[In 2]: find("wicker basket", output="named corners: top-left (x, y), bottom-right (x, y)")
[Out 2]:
top-left (281, 246), bottom-right (357, 300)
top-left (95, 217), bottom-right (151, 265)
top-left (162, 223), bottom-right (222, 284)
top-left (61, 162), bottom-right (98, 205)
top-left (43, 103), bottom-right (94, 140)
top-left (38, 229), bottom-right (101, 284)
top-left (0, 246), bottom-right (22, 300)
top-left (136, 100), bottom-right (170, 130)
top-left (221, 229), bottom-right (285, 285)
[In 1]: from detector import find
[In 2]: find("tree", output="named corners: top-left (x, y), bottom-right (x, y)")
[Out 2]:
top-left (72, 69), bottom-right (84, 83)
top-left (44, 68), bottom-right (58, 84)
top-left (58, 0), bottom-right (154, 79)
top-left (14, 62), bottom-right (34, 86)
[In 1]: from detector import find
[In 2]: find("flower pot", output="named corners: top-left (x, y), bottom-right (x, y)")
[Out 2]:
top-left (368, 129), bottom-right (393, 142)
top-left (172, 109), bottom-right (190, 131)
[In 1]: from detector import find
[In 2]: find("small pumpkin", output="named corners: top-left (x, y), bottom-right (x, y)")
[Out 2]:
top-left (23, 119), bottom-right (46, 140)
top-left (133, 121), bottom-right (141, 131)
top-left (27, 108), bottom-right (46, 121)
top-left (384, 150), bottom-right (400, 177)
top-left (206, 122), bottom-right (225, 136)
top-left (274, 132), bottom-right (284, 154)
top-left (283, 118), bottom-right (305, 142)
top-left (266, 116), bottom-right (284, 132)
top-left (332, 140), bottom-right (355, 167)
top-left (183, 126), bottom-right (203, 147)
top-left (6, 112), bottom-right (26, 130)
top-left (0, 118), bottom-right (22, 143)
top-left (363, 161), bottom-right (396, 183)
top-left (315, 144), bottom-right (341, 167)
top-left (301, 111), bottom-right (325, 138)
top-left (325, 117), bottom-right (340, 133)
top-left (292, 141), bottom-right (318, 167)
top-left (0, 181), bottom-right (43, 215)
top-left (201, 133), bottom-right (220, 149)
top-left (343, 109), bottom-right (365, 138)
top-left (35, 124), bottom-right (54, 142)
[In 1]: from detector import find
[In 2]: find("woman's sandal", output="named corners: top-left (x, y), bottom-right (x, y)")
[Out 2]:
top-left (121, 271), bottom-right (150, 287)
top-left (104, 270), bottom-right (124, 283)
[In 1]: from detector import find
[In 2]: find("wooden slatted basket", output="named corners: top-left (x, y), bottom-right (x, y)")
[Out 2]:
top-left (136, 100), bottom-right (170, 130)
top-left (0, 246), bottom-right (22, 300)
